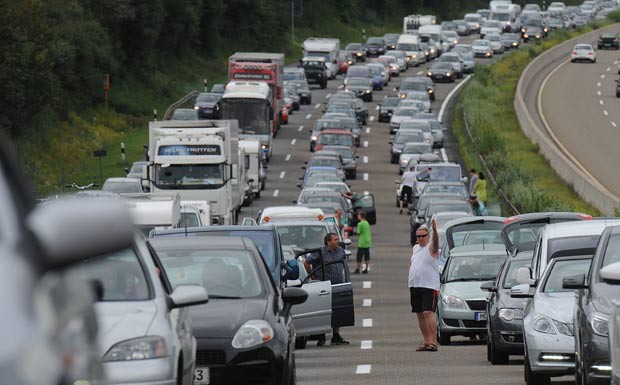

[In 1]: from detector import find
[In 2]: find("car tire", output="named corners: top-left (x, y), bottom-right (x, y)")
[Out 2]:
top-left (437, 327), bottom-right (451, 345)
top-left (524, 349), bottom-right (550, 385)
top-left (321, 82), bottom-right (327, 89)
top-left (592, 58), bottom-right (596, 63)
top-left (295, 337), bottom-right (307, 350)
top-left (488, 338), bottom-right (509, 365)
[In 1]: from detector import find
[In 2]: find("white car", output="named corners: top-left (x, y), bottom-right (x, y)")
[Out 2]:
top-left (571, 43), bottom-right (597, 63)
top-left (485, 34), bottom-right (505, 54)
top-left (472, 39), bottom-right (493, 58)
top-left (480, 20), bottom-right (502, 38)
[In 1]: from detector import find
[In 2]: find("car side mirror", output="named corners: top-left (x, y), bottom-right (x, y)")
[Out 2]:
top-left (599, 262), bottom-right (620, 284)
top-left (516, 266), bottom-right (536, 286)
top-left (296, 183), bottom-right (302, 188)
top-left (480, 281), bottom-right (497, 292)
top-left (563, 273), bottom-right (587, 289)
top-left (388, 141), bottom-right (393, 144)
top-left (168, 285), bottom-right (209, 308)
top-left (301, 166), bottom-right (306, 170)
top-left (282, 287), bottom-right (308, 317)
top-left (510, 283), bottom-right (533, 298)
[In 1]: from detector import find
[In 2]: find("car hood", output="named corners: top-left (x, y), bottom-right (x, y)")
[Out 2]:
top-left (533, 292), bottom-right (575, 323)
top-left (496, 289), bottom-right (529, 309)
top-left (96, 301), bottom-right (158, 355)
top-left (592, 282), bottom-right (620, 315)
top-left (442, 281), bottom-right (490, 300)
top-left (190, 298), bottom-right (268, 338)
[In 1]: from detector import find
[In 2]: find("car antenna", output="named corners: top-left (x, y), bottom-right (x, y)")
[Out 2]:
top-left (482, 239), bottom-right (485, 250)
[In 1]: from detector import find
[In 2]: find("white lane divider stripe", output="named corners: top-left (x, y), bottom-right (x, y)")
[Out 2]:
top-left (356, 365), bottom-right (371, 374)
top-left (314, 103), bottom-right (321, 109)
top-left (338, 84), bottom-right (344, 89)
top-left (326, 93), bottom-right (332, 99)
top-left (597, 90), bottom-right (602, 96)
top-left (362, 318), bottom-right (373, 327)
top-left (375, 105), bottom-right (380, 111)
top-left (279, 171), bottom-right (286, 179)
top-left (273, 189), bottom-right (280, 197)
top-left (416, 70), bottom-right (424, 75)
top-left (285, 154), bottom-right (291, 161)
top-left (363, 281), bottom-right (372, 288)
top-left (601, 74), bottom-right (606, 79)
top-left (612, 122), bottom-right (618, 128)
top-left (597, 82), bottom-right (602, 87)
top-left (363, 173), bottom-right (369, 181)
top-left (305, 113), bottom-right (312, 119)
top-left (291, 139), bottom-right (296, 145)
top-left (363, 140), bottom-right (368, 147)
top-left (600, 100), bottom-right (604, 105)
top-left (607, 67), bottom-right (611, 72)
top-left (440, 148), bottom-right (448, 162)
top-left (361, 340), bottom-right (373, 350)
top-left (363, 156), bottom-right (368, 164)
top-left (604, 110), bottom-right (609, 116)
top-left (369, 116), bottom-right (375, 122)
top-left (298, 125), bottom-right (304, 132)
top-left (366, 127), bottom-right (371, 134)
top-left (363, 299), bottom-right (372, 307)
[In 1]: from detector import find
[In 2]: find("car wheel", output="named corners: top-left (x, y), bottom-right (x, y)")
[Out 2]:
top-left (295, 337), bottom-right (307, 350)
top-left (437, 326), bottom-right (451, 345)
top-left (525, 349), bottom-right (550, 385)
top-left (592, 58), bottom-right (596, 63)
top-left (486, 338), bottom-right (493, 362)
top-left (286, 358), bottom-right (297, 385)
top-left (489, 338), bottom-right (509, 365)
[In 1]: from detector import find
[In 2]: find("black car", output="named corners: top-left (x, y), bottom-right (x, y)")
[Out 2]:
top-left (378, 96), bottom-right (401, 122)
top-left (322, 145), bottom-right (359, 179)
top-left (365, 36), bottom-right (386, 57)
top-left (301, 58), bottom-right (328, 89)
top-left (427, 62), bottom-right (456, 83)
top-left (384, 33), bottom-right (400, 50)
top-left (194, 92), bottom-right (222, 119)
top-left (344, 77), bottom-right (373, 102)
top-left (564, 224), bottom-right (620, 385)
top-left (484, 252), bottom-right (533, 364)
top-left (150, 237), bottom-right (307, 385)
top-left (345, 42), bottom-right (367, 61)
top-left (597, 33), bottom-right (620, 50)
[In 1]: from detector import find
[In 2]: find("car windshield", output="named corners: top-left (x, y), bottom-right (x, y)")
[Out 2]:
top-left (318, 133), bottom-right (352, 146)
top-left (504, 223), bottom-right (548, 250)
top-left (502, 258), bottom-right (531, 288)
top-left (367, 37), bottom-right (383, 45)
top-left (543, 258), bottom-right (592, 293)
top-left (403, 143), bottom-right (432, 154)
top-left (396, 134), bottom-right (423, 144)
top-left (401, 82), bottom-right (426, 91)
top-left (401, 121), bottom-right (431, 132)
top-left (446, 255), bottom-right (507, 282)
top-left (347, 43), bottom-right (363, 50)
top-left (407, 93), bottom-right (429, 101)
top-left (284, 72), bottom-right (304, 81)
top-left (416, 165), bottom-right (461, 182)
top-left (465, 16), bottom-right (480, 22)
top-left (474, 40), bottom-right (490, 46)
top-left (158, 249), bottom-right (263, 299)
top-left (483, 20), bottom-right (500, 27)
top-left (172, 109), bottom-right (198, 120)
top-left (196, 93), bottom-right (220, 102)
top-left (395, 109), bottom-right (418, 117)
top-left (306, 174), bottom-right (341, 186)
top-left (155, 163), bottom-right (225, 189)
top-left (180, 212), bottom-right (200, 227)
top-left (348, 78), bottom-right (369, 86)
top-left (424, 184), bottom-right (467, 196)
top-left (102, 180), bottom-right (142, 193)
top-left (276, 224), bottom-right (328, 250)
top-left (492, 13), bottom-right (510, 21)
top-left (73, 248), bottom-right (150, 301)
top-left (309, 158), bottom-right (340, 168)
top-left (315, 120), bottom-right (342, 130)
top-left (220, 98), bottom-right (271, 135)
top-left (383, 97), bottom-right (401, 107)
top-left (487, 35), bottom-right (500, 42)
top-left (602, 233), bottom-right (620, 267)
top-left (315, 183), bottom-right (348, 193)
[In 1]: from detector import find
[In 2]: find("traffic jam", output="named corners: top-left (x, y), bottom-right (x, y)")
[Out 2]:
top-left (8, 1), bottom-right (620, 385)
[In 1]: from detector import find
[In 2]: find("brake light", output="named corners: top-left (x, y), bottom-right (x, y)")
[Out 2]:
top-left (577, 213), bottom-right (593, 220)
top-left (588, 52), bottom-right (593, 55)
top-left (573, 51), bottom-right (577, 55)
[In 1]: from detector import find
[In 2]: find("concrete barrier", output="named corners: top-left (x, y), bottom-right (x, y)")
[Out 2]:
top-left (515, 23), bottom-right (620, 215)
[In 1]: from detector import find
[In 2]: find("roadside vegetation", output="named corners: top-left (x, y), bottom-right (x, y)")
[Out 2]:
top-left (452, 11), bottom-right (620, 215)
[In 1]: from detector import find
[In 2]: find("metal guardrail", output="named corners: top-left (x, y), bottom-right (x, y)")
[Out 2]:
top-left (162, 90), bottom-right (200, 120)
top-left (514, 23), bottom-right (620, 216)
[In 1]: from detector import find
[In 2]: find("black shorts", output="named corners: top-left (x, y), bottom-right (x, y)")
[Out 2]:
top-left (356, 247), bottom-right (370, 262)
top-left (400, 185), bottom-right (413, 203)
top-left (410, 287), bottom-right (438, 313)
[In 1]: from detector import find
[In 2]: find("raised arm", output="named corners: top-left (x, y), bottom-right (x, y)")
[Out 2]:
top-left (429, 218), bottom-right (439, 258)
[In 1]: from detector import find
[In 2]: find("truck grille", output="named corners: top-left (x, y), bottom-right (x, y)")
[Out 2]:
top-left (196, 350), bottom-right (226, 366)
top-left (467, 300), bottom-right (487, 311)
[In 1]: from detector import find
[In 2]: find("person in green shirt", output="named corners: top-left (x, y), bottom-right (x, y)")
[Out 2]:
top-left (355, 211), bottom-right (372, 274)
top-left (473, 171), bottom-right (487, 203)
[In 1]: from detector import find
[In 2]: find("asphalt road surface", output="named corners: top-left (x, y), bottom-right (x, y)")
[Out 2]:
top-left (231, 35), bottom-right (577, 385)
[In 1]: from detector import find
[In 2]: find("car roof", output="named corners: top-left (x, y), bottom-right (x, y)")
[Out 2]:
top-left (544, 220), bottom-right (620, 239)
top-left (152, 225), bottom-right (277, 237)
top-left (150, 236), bottom-right (255, 251)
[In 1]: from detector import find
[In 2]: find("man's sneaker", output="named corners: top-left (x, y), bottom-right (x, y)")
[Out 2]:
top-left (362, 269), bottom-right (368, 274)
top-left (354, 269), bottom-right (360, 274)
top-left (331, 336), bottom-right (350, 345)
top-left (317, 335), bottom-right (326, 346)
top-left (399, 209), bottom-right (403, 214)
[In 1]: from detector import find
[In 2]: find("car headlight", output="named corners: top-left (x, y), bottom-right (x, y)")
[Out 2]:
top-left (430, 48), bottom-right (436, 53)
top-left (232, 320), bottom-right (274, 349)
top-left (394, 148), bottom-right (402, 153)
top-left (261, 144), bottom-right (268, 150)
top-left (428, 89), bottom-right (433, 93)
top-left (442, 295), bottom-right (466, 309)
top-left (103, 336), bottom-right (168, 362)
top-left (522, 28), bottom-right (526, 33)
top-left (311, 135), bottom-right (317, 141)
top-left (401, 159), bottom-right (409, 165)
top-left (535, 35), bottom-right (541, 38)
top-left (524, 34), bottom-right (529, 38)
top-left (485, 52), bottom-right (491, 56)
top-left (476, 23), bottom-right (480, 28)
top-left (553, 320), bottom-right (573, 336)
top-left (425, 138), bottom-right (431, 144)
top-left (591, 312), bottom-right (609, 337)
top-left (499, 308), bottom-right (523, 321)
top-left (544, 27), bottom-right (549, 32)
top-left (365, 90), bottom-right (371, 94)
top-left (512, 42), bottom-right (518, 46)
top-left (356, 52), bottom-right (362, 56)
top-left (194, 106), bottom-right (199, 110)
top-left (446, 72), bottom-right (452, 76)
top-left (427, 72), bottom-right (433, 76)
top-left (533, 316), bottom-right (556, 334)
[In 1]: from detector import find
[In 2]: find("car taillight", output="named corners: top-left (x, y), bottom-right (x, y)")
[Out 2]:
top-left (588, 52), bottom-right (593, 55)
top-left (577, 213), bottom-right (593, 220)
top-left (573, 51), bottom-right (578, 55)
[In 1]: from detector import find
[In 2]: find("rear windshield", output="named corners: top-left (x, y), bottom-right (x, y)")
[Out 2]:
top-left (446, 254), bottom-right (507, 282)
top-left (276, 224), bottom-right (328, 249)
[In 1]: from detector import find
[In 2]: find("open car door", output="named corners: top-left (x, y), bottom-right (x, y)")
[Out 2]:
top-left (325, 259), bottom-right (355, 328)
top-left (290, 256), bottom-right (332, 338)
top-left (353, 194), bottom-right (377, 225)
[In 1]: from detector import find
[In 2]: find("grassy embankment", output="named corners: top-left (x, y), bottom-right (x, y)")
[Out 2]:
top-left (452, 13), bottom-right (620, 215)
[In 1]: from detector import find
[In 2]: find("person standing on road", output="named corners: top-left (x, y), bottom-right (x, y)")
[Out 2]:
top-left (469, 195), bottom-right (488, 216)
top-left (469, 169), bottom-right (478, 196)
top-left (354, 211), bottom-right (372, 274)
top-left (473, 172), bottom-right (487, 204)
top-left (400, 166), bottom-right (431, 214)
top-left (408, 219), bottom-right (440, 352)
top-left (303, 233), bottom-right (350, 346)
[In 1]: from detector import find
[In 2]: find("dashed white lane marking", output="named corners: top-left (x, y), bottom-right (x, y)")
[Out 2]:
top-left (366, 127), bottom-right (371, 134)
top-left (338, 84), bottom-right (344, 89)
top-left (363, 173), bottom-right (369, 181)
top-left (369, 116), bottom-right (375, 122)
top-left (604, 110), bottom-right (609, 116)
top-left (326, 93), bottom-right (332, 99)
top-left (305, 113), bottom-right (312, 119)
top-left (298, 125), bottom-right (304, 132)
top-left (273, 189), bottom-right (280, 197)
top-left (416, 70), bottom-right (424, 75)
top-left (607, 67), bottom-right (611, 72)
top-left (440, 148), bottom-right (448, 162)
top-left (363, 281), bottom-right (372, 288)
top-left (612, 122), bottom-right (618, 127)
top-left (597, 82), bottom-right (602, 87)
top-left (375, 105), bottom-right (380, 111)
top-left (356, 365), bottom-right (372, 374)
top-left (362, 318), bottom-right (373, 327)
top-left (279, 171), bottom-right (286, 179)
top-left (363, 140), bottom-right (369, 147)
top-left (314, 103), bottom-right (321, 109)
top-left (363, 156), bottom-right (368, 164)
top-left (291, 139), bottom-right (296, 145)
top-left (601, 74), bottom-right (606, 79)
top-left (363, 191), bottom-right (369, 196)
top-left (597, 90), bottom-right (602, 96)
top-left (600, 100), bottom-right (604, 105)
top-left (361, 340), bottom-right (373, 350)
top-left (363, 299), bottom-right (372, 307)
top-left (285, 154), bottom-right (291, 161)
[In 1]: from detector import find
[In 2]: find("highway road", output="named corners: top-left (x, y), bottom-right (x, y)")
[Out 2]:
top-left (540, 43), bottom-right (620, 200)
top-left (234, 39), bottom-right (575, 385)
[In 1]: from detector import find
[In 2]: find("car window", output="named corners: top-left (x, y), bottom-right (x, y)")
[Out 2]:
top-left (603, 233), bottom-right (620, 267)
top-left (502, 258), bottom-right (531, 288)
top-left (102, 181), bottom-right (142, 193)
top-left (276, 224), bottom-right (327, 250)
top-left (446, 255), bottom-right (507, 282)
top-left (543, 258), bottom-right (592, 292)
top-left (158, 249), bottom-right (264, 299)
top-left (74, 248), bottom-right (151, 301)
top-left (180, 212), bottom-right (200, 228)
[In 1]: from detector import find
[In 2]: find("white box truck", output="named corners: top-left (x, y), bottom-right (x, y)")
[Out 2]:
top-left (146, 119), bottom-right (244, 225)
top-left (302, 38), bottom-right (340, 79)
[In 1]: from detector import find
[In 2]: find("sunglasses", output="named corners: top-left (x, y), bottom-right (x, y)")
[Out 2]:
top-left (416, 233), bottom-right (429, 239)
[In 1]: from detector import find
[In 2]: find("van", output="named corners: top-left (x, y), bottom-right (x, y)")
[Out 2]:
top-left (397, 34), bottom-right (425, 65)
top-left (464, 13), bottom-right (483, 33)
top-left (418, 25), bottom-right (444, 56)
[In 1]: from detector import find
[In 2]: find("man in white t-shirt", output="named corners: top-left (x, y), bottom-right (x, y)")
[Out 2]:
top-left (408, 219), bottom-right (440, 351)
top-left (399, 165), bottom-right (431, 214)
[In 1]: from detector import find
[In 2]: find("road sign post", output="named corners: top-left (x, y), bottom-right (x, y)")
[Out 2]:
top-left (93, 149), bottom-right (107, 185)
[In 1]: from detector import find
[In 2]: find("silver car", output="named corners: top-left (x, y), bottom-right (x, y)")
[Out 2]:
top-left (438, 52), bottom-right (465, 78)
top-left (74, 235), bottom-right (208, 385)
top-left (398, 142), bottom-right (433, 174)
top-left (404, 91), bottom-right (431, 112)
top-left (472, 39), bottom-right (493, 58)
top-left (485, 34), bottom-right (505, 54)
top-left (519, 256), bottom-right (593, 384)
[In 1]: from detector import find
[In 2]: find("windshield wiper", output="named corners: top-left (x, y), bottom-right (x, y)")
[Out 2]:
top-left (209, 295), bottom-right (243, 299)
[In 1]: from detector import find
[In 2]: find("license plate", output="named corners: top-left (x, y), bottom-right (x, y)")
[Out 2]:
top-left (475, 312), bottom-right (487, 321)
top-left (194, 367), bottom-right (210, 385)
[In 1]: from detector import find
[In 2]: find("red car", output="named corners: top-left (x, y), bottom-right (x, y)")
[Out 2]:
top-left (338, 50), bottom-right (354, 75)
top-left (280, 105), bottom-right (289, 125)
top-left (315, 129), bottom-right (355, 152)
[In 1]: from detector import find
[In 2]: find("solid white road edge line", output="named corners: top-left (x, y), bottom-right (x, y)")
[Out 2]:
top-left (438, 74), bottom-right (472, 123)
top-left (440, 148), bottom-right (448, 162)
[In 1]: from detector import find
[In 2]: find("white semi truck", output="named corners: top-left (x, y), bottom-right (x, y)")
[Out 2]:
top-left (302, 38), bottom-right (340, 79)
top-left (146, 119), bottom-right (245, 225)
